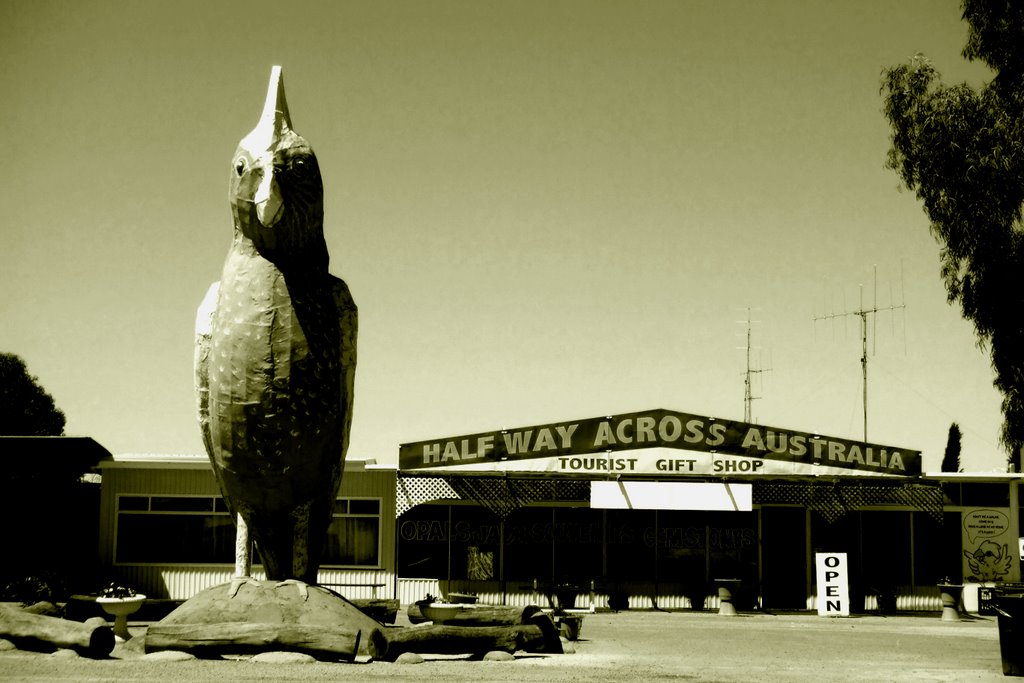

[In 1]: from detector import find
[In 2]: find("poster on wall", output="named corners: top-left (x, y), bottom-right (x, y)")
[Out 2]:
top-left (961, 508), bottom-right (1021, 583)
top-left (399, 408), bottom-right (921, 478)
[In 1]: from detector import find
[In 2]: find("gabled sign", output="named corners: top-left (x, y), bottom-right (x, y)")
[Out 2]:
top-left (398, 409), bottom-right (920, 477)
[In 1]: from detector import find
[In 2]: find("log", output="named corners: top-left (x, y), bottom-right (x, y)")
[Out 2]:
top-left (429, 604), bottom-right (542, 627)
top-left (381, 624), bottom-right (527, 661)
top-left (381, 613), bottom-right (562, 661)
top-left (0, 604), bottom-right (114, 658)
top-left (349, 598), bottom-right (399, 624)
top-left (145, 621), bottom-right (385, 662)
top-left (525, 611), bottom-right (563, 654)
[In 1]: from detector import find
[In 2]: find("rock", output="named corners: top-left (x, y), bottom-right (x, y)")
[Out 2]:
top-left (22, 602), bottom-right (61, 617)
top-left (0, 638), bottom-right (16, 651)
top-left (141, 650), bottom-right (197, 661)
top-left (50, 648), bottom-right (80, 658)
top-left (394, 651), bottom-right (424, 664)
top-left (84, 617), bottom-right (108, 629)
top-left (121, 634), bottom-right (147, 654)
top-left (483, 650), bottom-right (515, 662)
top-left (150, 581), bottom-right (383, 659)
top-left (251, 651), bottom-right (317, 664)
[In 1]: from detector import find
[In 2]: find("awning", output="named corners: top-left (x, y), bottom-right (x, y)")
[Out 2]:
top-left (396, 473), bottom-right (944, 523)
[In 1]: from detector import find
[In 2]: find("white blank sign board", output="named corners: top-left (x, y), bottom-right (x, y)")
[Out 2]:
top-left (590, 481), bottom-right (752, 511)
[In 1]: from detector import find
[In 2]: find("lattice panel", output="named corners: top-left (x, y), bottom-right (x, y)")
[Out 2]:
top-left (447, 478), bottom-right (530, 520)
top-left (397, 476), bottom-right (942, 523)
top-left (395, 476), bottom-right (460, 517)
top-left (396, 475), bottom-right (592, 519)
top-left (753, 481), bottom-right (944, 523)
top-left (447, 478), bottom-right (592, 520)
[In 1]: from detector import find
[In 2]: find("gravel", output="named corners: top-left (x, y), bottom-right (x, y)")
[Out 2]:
top-left (0, 609), bottom-right (1010, 682)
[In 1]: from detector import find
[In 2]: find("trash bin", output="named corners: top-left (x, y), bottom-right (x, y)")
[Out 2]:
top-left (993, 591), bottom-right (1024, 676)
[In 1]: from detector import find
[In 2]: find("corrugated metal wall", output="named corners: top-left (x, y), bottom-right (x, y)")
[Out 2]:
top-left (397, 577), bottom-right (442, 606)
top-left (99, 462), bottom-right (399, 601)
top-left (111, 566), bottom-right (403, 601)
top-left (807, 586), bottom-right (944, 612)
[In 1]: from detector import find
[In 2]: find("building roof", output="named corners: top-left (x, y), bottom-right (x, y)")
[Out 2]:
top-left (0, 435), bottom-right (112, 476)
top-left (100, 452), bottom-right (379, 472)
top-left (922, 471), bottom-right (1022, 483)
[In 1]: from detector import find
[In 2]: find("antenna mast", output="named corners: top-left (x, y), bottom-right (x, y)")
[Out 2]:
top-left (738, 308), bottom-right (770, 423)
top-left (813, 266), bottom-right (905, 442)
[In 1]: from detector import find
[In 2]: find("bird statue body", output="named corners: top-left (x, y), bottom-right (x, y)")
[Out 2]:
top-left (195, 66), bottom-right (356, 584)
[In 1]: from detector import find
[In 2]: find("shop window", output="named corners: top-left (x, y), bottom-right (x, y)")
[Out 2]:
top-left (504, 506), bottom-right (558, 583)
top-left (655, 510), bottom-right (758, 588)
top-left (115, 495), bottom-right (380, 566)
top-left (911, 512), bottom-right (950, 585)
top-left (605, 509), bottom-right (656, 582)
top-left (397, 504), bottom-right (450, 578)
top-left (962, 483), bottom-right (1009, 507)
top-left (945, 482), bottom-right (1011, 507)
top-left (323, 498), bottom-right (382, 567)
top-left (861, 511), bottom-right (911, 588)
top-left (551, 507), bottom-right (603, 585)
top-left (115, 495), bottom-right (234, 564)
top-left (449, 505), bottom-right (500, 580)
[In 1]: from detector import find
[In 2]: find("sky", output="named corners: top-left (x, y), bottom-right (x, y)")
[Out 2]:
top-left (0, 0), bottom-right (1011, 472)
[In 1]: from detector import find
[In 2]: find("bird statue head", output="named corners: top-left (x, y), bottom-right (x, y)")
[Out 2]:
top-left (229, 66), bottom-right (327, 271)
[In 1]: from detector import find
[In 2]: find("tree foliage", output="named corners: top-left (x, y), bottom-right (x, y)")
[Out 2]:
top-left (0, 353), bottom-right (65, 436)
top-left (942, 422), bottom-right (963, 473)
top-left (881, 0), bottom-right (1024, 470)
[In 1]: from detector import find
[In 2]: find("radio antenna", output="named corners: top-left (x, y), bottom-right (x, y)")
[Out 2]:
top-left (737, 307), bottom-right (772, 423)
top-left (813, 265), bottom-right (905, 442)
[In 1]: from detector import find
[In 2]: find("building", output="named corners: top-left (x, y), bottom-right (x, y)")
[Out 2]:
top-left (96, 454), bottom-right (398, 601)
top-left (94, 408), bottom-right (1023, 612)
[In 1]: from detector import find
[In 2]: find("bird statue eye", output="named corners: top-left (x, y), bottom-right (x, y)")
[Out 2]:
top-left (234, 158), bottom-right (248, 177)
top-left (291, 158), bottom-right (308, 174)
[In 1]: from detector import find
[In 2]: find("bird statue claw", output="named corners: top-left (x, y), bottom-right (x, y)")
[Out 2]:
top-left (274, 579), bottom-right (310, 602)
top-left (227, 576), bottom-right (258, 598)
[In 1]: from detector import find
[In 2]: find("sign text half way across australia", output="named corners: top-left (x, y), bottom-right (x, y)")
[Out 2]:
top-left (398, 409), bottom-right (920, 478)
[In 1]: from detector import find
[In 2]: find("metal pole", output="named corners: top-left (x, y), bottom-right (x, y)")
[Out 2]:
top-left (861, 310), bottom-right (868, 443)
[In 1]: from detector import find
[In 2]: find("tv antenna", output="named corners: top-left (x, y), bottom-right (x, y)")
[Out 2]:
top-left (813, 265), bottom-right (905, 442)
top-left (737, 308), bottom-right (771, 423)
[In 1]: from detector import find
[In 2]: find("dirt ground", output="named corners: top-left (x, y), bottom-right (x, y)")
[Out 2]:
top-left (0, 609), bottom-right (1013, 682)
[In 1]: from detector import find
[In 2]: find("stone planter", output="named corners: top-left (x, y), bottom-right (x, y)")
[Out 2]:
top-left (96, 595), bottom-right (146, 640)
top-left (553, 588), bottom-right (578, 611)
top-left (420, 602), bottom-right (474, 624)
top-left (715, 578), bottom-right (742, 616)
top-left (938, 584), bottom-right (962, 622)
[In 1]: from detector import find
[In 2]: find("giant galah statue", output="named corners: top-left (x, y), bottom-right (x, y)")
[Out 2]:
top-left (195, 66), bottom-right (357, 586)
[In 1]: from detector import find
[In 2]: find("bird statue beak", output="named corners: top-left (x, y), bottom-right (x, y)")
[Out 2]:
top-left (254, 168), bottom-right (283, 227)
top-left (240, 66), bottom-right (292, 228)
top-left (259, 65), bottom-right (292, 139)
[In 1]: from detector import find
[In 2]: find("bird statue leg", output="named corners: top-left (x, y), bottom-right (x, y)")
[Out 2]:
top-left (235, 512), bottom-right (252, 579)
top-left (227, 510), bottom-right (260, 598)
top-left (291, 501), bottom-right (312, 582)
